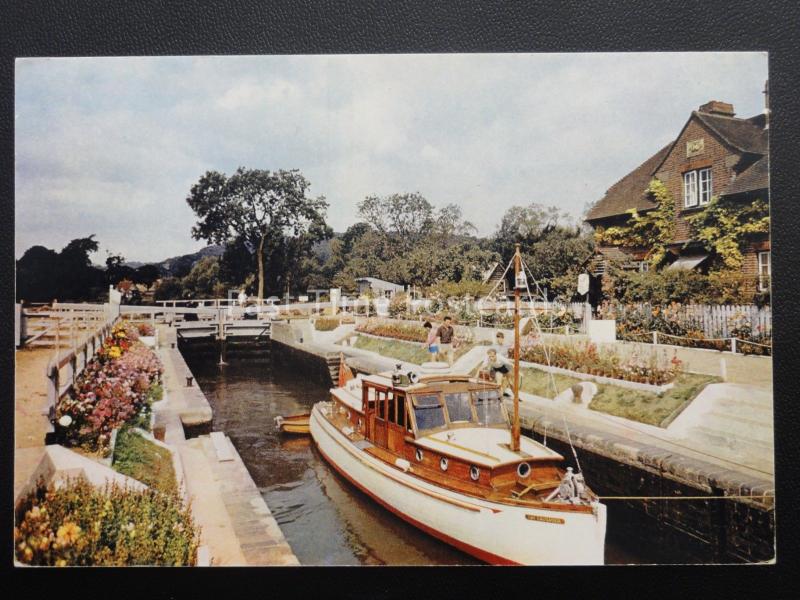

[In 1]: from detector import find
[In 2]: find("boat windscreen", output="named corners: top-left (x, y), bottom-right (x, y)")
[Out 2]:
top-left (444, 392), bottom-right (474, 423)
top-left (473, 389), bottom-right (507, 426)
top-left (412, 393), bottom-right (446, 432)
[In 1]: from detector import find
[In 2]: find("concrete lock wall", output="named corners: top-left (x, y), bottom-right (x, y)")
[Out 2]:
top-left (521, 421), bottom-right (774, 563)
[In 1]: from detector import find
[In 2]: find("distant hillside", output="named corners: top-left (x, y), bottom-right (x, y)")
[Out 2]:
top-left (155, 245), bottom-right (224, 278)
top-left (122, 237), bottom-right (332, 280)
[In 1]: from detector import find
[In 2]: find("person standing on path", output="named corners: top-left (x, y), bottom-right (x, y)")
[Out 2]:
top-left (423, 321), bottom-right (440, 362)
top-left (436, 316), bottom-right (455, 366)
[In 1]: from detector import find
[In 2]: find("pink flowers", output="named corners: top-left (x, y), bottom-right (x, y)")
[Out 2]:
top-left (56, 321), bottom-right (163, 451)
top-left (518, 340), bottom-right (681, 385)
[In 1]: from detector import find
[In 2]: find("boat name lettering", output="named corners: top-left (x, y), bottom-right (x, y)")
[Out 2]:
top-left (525, 514), bottom-right (565, 525)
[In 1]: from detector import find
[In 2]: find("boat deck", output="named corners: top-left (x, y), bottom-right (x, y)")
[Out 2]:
top-left (416, 428), bottom-right (563, 468)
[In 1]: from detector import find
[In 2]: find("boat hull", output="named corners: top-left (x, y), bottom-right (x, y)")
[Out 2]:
top-left (310, 405), bottom-right (606, 565)
top-left (276, 413), bottom-right (311, 435)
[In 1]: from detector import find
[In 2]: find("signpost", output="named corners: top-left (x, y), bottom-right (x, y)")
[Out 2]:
top-left (577, 273), bottom-right (589, 296)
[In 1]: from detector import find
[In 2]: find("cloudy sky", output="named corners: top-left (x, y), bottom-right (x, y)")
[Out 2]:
top-left (15, 52), bottom-right (767, 263)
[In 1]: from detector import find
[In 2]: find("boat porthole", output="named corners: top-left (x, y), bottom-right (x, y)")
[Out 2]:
top-left (517, 462), bottom-right (531, 478)
top-left (440, 457), bottom-right (449, 471)
top-left (415, 448), bottom-right (424, 462)
top-left (470, 466), bottom-right (480, 481)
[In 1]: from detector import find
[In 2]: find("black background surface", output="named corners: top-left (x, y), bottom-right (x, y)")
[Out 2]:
top-left (1, 1), bottom-right (798, 598)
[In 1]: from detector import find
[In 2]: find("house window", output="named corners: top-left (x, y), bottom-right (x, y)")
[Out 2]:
top-left (684, 168), bottom-right (712, 207)
top-left (639, 261), bottom-right (649, 273)
top-left (699, 168), bottom-right (712, 205)
top-left (758, 252), bottom-right (771, 292)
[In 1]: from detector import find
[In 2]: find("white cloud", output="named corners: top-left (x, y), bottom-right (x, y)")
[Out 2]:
top-left (15, 53), bottom-right (768, 261)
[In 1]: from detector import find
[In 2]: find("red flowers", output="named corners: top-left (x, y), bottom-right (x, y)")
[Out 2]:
top-left (56, 321), bottom-right (163, 452)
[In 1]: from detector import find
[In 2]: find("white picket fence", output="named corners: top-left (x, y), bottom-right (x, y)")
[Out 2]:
top-left (606, 303), bottom-right (772, 340)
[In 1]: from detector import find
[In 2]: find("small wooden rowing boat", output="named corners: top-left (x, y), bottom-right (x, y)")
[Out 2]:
top-left (275, 413), bottom-right (311, 434)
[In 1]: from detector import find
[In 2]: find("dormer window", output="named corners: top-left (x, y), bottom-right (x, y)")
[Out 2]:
top-left (684, 167), bottom-right (712, 208)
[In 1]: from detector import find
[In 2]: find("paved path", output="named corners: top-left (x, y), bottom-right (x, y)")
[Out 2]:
top-left (157, 324), bottom-right (298, 565)
top-left (183, 434), bottom-right (299, 566)
top-left (14, 347), bottom-right (54, 449)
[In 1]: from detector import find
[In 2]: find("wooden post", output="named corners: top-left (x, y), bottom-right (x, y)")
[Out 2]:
top-left (46, 364), bottom-right (58, 423)
top-left (731, 337), bottom-right (737, 354)
top-left (512, 244), bottom-right (521, 453)
top-left (652, 331), bottom-right (658, 345)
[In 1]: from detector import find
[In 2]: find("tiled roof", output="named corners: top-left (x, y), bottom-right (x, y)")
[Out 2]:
top-left (724, 155), bottom-right (769, 196)
top-left (694, 111), bottom-right (768, 154)
top-left (596, 247), bottom-right (634, 262)
top-left (585, 144), bottom-right (672, 221)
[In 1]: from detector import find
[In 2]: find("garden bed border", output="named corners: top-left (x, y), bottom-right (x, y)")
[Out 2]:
top-left (519, 359), bottom-right (675, 393)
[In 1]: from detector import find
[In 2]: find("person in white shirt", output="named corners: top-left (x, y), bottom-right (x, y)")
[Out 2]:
top-left (482, 348), bottom-right (512, 396)
top-left (492, 331), bottom-right (509, 358)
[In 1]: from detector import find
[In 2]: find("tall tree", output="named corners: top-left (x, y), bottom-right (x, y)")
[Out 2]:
top-left (16, 236), bottom-right (105, 302)
top-left (186, 167), bottom-right (330, 299)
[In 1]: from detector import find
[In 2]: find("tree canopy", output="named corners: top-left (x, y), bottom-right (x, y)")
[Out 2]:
top-left (16, 236), bottom-right (105, 303)
top-left (186, 167), bottom-right (331, 299)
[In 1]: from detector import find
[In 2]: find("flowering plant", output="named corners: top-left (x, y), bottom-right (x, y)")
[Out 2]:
top-left (136, 322), bottom-right (155, 337)
top-left (518, 341), bottom-right (681, 385)
top-left (56, 321), bottom-right (163, 452)
top-left (356, 319), bottom-right (428, 343)
top-left (15, 477), bottom-right (198, 566)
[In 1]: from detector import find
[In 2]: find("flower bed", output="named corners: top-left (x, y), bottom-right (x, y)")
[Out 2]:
top-left (599, 302), bottom-right (772, 356)
top-left (136, 322), bottom-right (155, 337)
top-left (314, 316), bottom-right (343, 331)
top-left (355, 320), bottom-right (428, 343)
top-left (56, 321), bottom-right (164, 453)
top-left (14, 477), bottom-right (198, 566)
top-left (517, 340), bottom-right (681, 386)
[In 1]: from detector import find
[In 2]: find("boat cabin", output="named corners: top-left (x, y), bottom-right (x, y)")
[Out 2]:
top-left (329, 372), bottom-right (565, 497)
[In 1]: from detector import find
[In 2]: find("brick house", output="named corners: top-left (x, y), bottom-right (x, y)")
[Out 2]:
top-left (585, 84), bottom-right (770, 294)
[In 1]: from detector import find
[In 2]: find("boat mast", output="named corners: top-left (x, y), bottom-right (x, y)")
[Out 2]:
top-left (512, 243), bottom-right (521, 452)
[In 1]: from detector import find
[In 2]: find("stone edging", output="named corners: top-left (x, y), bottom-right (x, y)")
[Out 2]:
top-left (518, 408), bottom-right (774, 509)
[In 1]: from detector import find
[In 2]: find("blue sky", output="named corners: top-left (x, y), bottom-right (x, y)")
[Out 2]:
top-left (15, 53), bottom-right (768, 263)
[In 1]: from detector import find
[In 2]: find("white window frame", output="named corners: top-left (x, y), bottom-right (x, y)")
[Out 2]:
top-left (698, 168), bottom-right (712, 205)
top-left (758, 251), bottom-right (771, 292)
top-left (684, 168), bottom-right (713, 207)
top-left (639, 261), bottom-right (649, 273)
top-left (684, 170), bottom-right (698, 207)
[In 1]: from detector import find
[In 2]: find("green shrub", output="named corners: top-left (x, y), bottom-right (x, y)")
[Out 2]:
top-left (314, 317), bottom-right (341, 331)
top-left (14, 477), bottom-right (198, 566)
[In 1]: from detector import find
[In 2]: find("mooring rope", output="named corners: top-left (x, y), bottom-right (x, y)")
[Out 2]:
top-left (598, 494), bottom-right (774, 502)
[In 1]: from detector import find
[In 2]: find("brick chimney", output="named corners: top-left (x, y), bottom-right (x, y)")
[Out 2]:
top-left (698, 100), bottom-right (735, 117)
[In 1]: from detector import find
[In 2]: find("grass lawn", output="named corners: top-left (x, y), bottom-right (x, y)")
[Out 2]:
top-left (113, 427), bottom-right (177, 494)
top-left (589, 373), bottom-right (721, 427)
top-left (519, 368), bottom-right (583, 399)
top-left (352, 335), bottom-right (473, 365)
